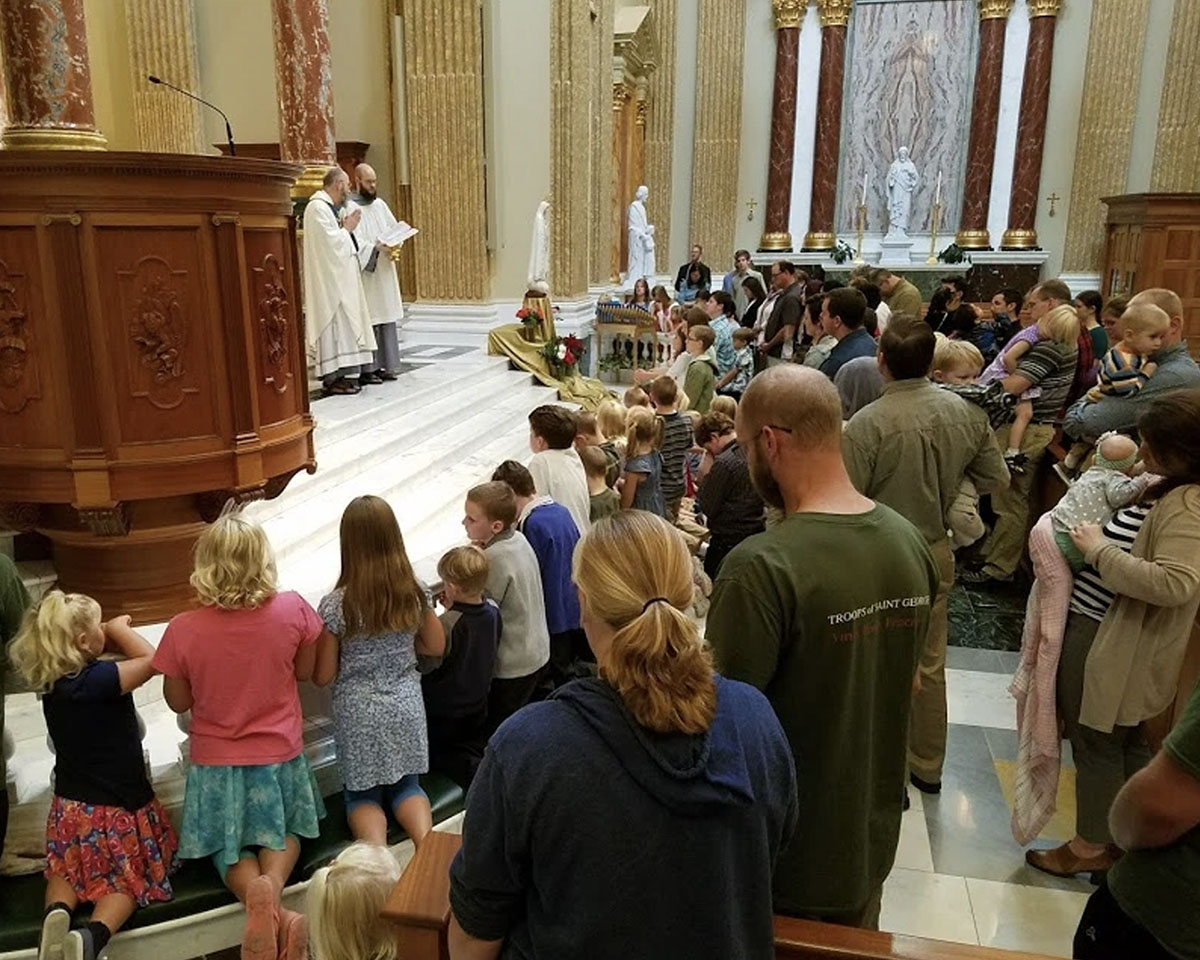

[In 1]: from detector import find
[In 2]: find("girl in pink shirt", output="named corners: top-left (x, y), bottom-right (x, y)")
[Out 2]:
top-left (153, 512), bottom-right (326, 960)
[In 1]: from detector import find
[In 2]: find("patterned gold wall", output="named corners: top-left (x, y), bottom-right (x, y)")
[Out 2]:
top-left (689, 0), bottom-right (747, 270)
top-left (1061, 0), bottom-right (1149, 273)
top-left (550, 0), bottom-right (591, 297)
top-left (1151, 0), bottom-right (1200, 192)
top-left (125, 0), bottom-right (207, 154)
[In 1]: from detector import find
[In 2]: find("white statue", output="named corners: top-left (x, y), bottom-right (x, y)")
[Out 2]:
top-left (885, 146), bottom-right (920, 239)
top-left (527, 198), bottom-right (551, 294)
top-left (625, 184), bottom-right (656, 291)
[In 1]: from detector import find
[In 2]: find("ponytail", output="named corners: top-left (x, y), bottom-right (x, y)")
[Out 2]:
top-left (9, 590), bottom-right (100, 692)
top-left (573, 512), bottom-right (716, 735)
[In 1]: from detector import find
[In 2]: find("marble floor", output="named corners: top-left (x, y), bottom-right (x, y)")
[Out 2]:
top-left (881, 647), bottom-right (1093, 957)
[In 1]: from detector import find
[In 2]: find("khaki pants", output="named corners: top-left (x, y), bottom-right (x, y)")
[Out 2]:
top-left (909, 538), bottom-right (955, 783)
top-left (982, 422), bottom-right (1055, 579)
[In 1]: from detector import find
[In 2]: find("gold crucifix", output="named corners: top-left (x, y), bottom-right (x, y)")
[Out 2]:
top-left (1046, 193), bottom-right (1060, 217)
top-left (746, 198), bottom-right (758, 222)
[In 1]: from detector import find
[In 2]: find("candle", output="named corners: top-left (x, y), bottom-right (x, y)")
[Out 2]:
top-left (861, 173), bottom-right (868, 208)
top-left (935, 171), bottom-right (942, 207)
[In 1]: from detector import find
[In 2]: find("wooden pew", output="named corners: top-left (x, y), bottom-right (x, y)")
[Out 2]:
top-left (383, 831), bottom-right (1062, 960)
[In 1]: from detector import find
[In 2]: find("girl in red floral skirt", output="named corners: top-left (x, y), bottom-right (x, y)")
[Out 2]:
top-left (10, 591), bottom-right (177, 960)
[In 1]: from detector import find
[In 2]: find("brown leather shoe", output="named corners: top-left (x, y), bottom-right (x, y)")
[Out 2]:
top-left (1026, 843), bottom-right (1117, 878)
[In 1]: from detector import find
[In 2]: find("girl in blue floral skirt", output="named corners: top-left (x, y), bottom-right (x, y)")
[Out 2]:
top-left (153, 512), bottom-right (327, 960)
top-left (10, 591), bottom-right (178, 960)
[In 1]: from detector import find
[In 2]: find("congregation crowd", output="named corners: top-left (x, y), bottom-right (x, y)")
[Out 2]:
top-left (3, 246), bottom-right (1200, 960)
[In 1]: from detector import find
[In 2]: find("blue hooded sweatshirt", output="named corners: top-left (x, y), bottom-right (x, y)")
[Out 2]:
top-left (449, 675), bottom-right (798, 959)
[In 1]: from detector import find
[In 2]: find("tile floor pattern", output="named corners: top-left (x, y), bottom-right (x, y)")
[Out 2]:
top-left (880, 655), bottom-right (1094, 957)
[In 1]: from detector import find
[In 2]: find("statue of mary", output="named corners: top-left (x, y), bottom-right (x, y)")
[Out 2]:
top-left (625, 185), bottom-right (656, 291)
top-left (527, 199), bottom-right (551, 294)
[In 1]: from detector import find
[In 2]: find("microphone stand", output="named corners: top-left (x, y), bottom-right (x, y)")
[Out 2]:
top-left (147, 74), bottom-right (236, 156)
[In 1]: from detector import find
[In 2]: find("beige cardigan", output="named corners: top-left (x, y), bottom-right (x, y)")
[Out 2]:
top-left (1081, 484), bottom-right (1200, 733)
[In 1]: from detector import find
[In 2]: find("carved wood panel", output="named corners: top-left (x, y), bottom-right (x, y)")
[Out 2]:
top-left (244, 228), bottom-right (302, 428)
top-left (95, 227), bottom-right (222, 446)
top-left (0, 226), bottom-right (56, 448)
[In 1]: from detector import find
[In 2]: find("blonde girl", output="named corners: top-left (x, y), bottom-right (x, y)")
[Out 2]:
top-left (315, 496), bottom-right (445, 847)
top-left (307, 842), bottom-right (401, 960)
top-left (596, 398), bottom-right (627, 460)
top-left (447, 512), bottom-right (796, 958)
top-left (11, 592), bottom-right (177, 960)
top-left (620, 407), bottom-right (666, 516)
top-left (152, 510), bottom-right (326, 960)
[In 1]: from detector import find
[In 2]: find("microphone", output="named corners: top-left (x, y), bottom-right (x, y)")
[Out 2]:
top-left (148, 74), bottom-right (236, 157)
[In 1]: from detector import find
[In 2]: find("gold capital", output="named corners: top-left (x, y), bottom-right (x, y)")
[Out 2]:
top-left (816, 0), bottom-right (851, 28)
top-left (979, 0), bottom-right (1014, 20)
top-left (1027, 0), bottom-right (1061, 17)
top-left (772, 0), bottom-right (805, 30)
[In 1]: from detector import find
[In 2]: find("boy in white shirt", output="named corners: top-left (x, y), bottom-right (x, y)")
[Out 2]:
top-left (527, 405), bottom-right (590, 534)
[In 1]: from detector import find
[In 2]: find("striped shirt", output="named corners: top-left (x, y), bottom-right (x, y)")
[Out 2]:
top-left (1069, 504), bottom-right (1151, 621)
top-left (658, 410), bottom-right (693, 501)
top-left (1017, 341), bottom-right (1077, 421)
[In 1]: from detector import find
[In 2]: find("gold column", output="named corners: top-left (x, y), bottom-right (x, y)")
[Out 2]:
top-left (611, 85), bottom-right (632, 283)
top-left (401, 0), bottom-right (488, 301)
top-left (1061, 0), bottom-right (1150, 272)
top-left (125, 0), bottom-right (207, 154)
top-left (689, 0), bottom-right (748, 270)
top-left (1151, 0), bottom-right (1200, 192)
top-left (551, 0), bottom-right (592, 298)
top-left (644, 0), bottom-right (676, 268)
top-left (590, 0), bottom-right (616, 287)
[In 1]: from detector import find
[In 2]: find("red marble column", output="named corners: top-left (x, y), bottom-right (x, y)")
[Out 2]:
top-left (761, 1), bottom-right (803, 252)
top-left (0, 0), bottom-right (106, 150)
top-left (1002, 3), bottom-right (1060, 250)
top-left (802, 0), bottom-right (851, 252)
top-left (956, 3), bottom-right (1012, 250)
top-left (271, 0), bottom-right (337, 197)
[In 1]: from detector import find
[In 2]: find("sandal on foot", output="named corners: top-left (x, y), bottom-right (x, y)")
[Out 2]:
top-left (323, 378), bottom-right (360, 396)
top-left (241, 876), bottom-right (279, 960)
top-left (38, 907), bottom-right (72, 960)
top-left (278, 909), bottom-right (308, 960)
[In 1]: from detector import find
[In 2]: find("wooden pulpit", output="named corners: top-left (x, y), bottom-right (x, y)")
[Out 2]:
top-left (0, 151), bottom-right (315, 621)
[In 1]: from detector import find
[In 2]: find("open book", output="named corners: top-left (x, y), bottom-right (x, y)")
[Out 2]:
top-left (380, 220), bottom-right (419, 247)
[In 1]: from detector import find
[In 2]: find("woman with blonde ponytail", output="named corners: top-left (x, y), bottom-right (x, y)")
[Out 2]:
top-left (448, 511), bottom-right (797, 960)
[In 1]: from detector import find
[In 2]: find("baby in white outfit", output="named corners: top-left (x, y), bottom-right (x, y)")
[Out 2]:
top-left (1050, 432), bottom-right (1144, 571)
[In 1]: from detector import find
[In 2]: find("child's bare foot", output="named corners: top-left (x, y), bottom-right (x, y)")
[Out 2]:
top-left (278, 908), bottom-right (307, 960)
top-left (241, 876), bottom-right (278, 960)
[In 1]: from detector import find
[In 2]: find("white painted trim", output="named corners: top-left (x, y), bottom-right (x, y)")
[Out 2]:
top-left (1058, 273), bottom-right (1103, 296)
top-left (989, 1), bottom-right (1029, 247)
top-left (788, 3), bottom-right (823, 248)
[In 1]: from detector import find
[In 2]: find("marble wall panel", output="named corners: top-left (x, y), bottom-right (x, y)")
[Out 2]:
top-left (838, 0), bottom-right (977, 235)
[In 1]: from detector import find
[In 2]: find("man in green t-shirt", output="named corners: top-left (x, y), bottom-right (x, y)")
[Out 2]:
top-left (706, 366), bottom-right (938, 929)
top-left (1074, 682), bottom-right (1200, 959)
top-left (0, 553), bottom-right (32, 856)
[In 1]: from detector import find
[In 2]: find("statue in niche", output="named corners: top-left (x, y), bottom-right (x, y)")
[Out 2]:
top-left (625, 185), bottom-right (656, 291)
top-left (885, 146), bottom-right (920, 239)
top-left (527, 198), bottom-right (551, 294)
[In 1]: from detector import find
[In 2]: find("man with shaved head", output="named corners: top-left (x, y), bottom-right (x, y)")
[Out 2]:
top-left (1064, 287), bottom-right (1200, 439)
top-left (706, 365), bottom-right (938, 930)
top-left (349, 162), bottom-right (406, 381)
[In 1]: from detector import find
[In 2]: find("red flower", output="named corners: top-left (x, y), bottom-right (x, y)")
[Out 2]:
top-left (516, 307), bottom-right (529, 320)
top-left (564, 351), bottom-right (576, 366)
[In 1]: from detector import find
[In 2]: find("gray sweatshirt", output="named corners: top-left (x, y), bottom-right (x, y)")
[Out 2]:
top-left (483, 529), bottom-right (551, 679)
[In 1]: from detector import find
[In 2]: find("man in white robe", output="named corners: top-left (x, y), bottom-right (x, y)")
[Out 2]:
top-left (303, 166), bottom-right (376, 396)
top-left (349, 163), bottom-right (405, 381)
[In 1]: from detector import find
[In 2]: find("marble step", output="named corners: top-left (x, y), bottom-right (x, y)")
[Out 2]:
top-left (252, 360), bottom-right (535, 526)
top-left (270, 386), bottom-right (561, 598)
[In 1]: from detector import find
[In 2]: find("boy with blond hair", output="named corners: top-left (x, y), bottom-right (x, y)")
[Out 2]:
top-left (462, 482), bottom-right (549, 728)
top-left (423, 545), bottom-right (500, 786)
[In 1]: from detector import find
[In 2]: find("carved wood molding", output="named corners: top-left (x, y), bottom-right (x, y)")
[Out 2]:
top-left (121, 256), bottom-right (192, 410)
top-left (0, 501), bottom-right (39, 532)
top-left (0, 257), bottom-right (38, 414)
top-left (253, 253), bottom-right (293, 394)
top-left (78, 503), bottom-right (130, 537)
top-left (195, 485), bottom-right (266, 524)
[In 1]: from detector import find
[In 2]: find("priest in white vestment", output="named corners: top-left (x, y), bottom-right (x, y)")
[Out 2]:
top-left (349, 163), bottom-right (404, 381)
top-left (303, 166), bottom-right (376, 396)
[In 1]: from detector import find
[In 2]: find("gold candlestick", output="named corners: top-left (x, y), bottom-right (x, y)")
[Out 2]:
top-left (854, 204), bottom-right (866, 264)
top-left (926, 201), bottom-right (942, 265)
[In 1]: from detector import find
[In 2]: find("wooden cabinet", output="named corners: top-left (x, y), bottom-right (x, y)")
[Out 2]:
top-left (0, 152), bottom-right (314, 621)
top-left (1102, 193), bottom-right (1200, 355)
